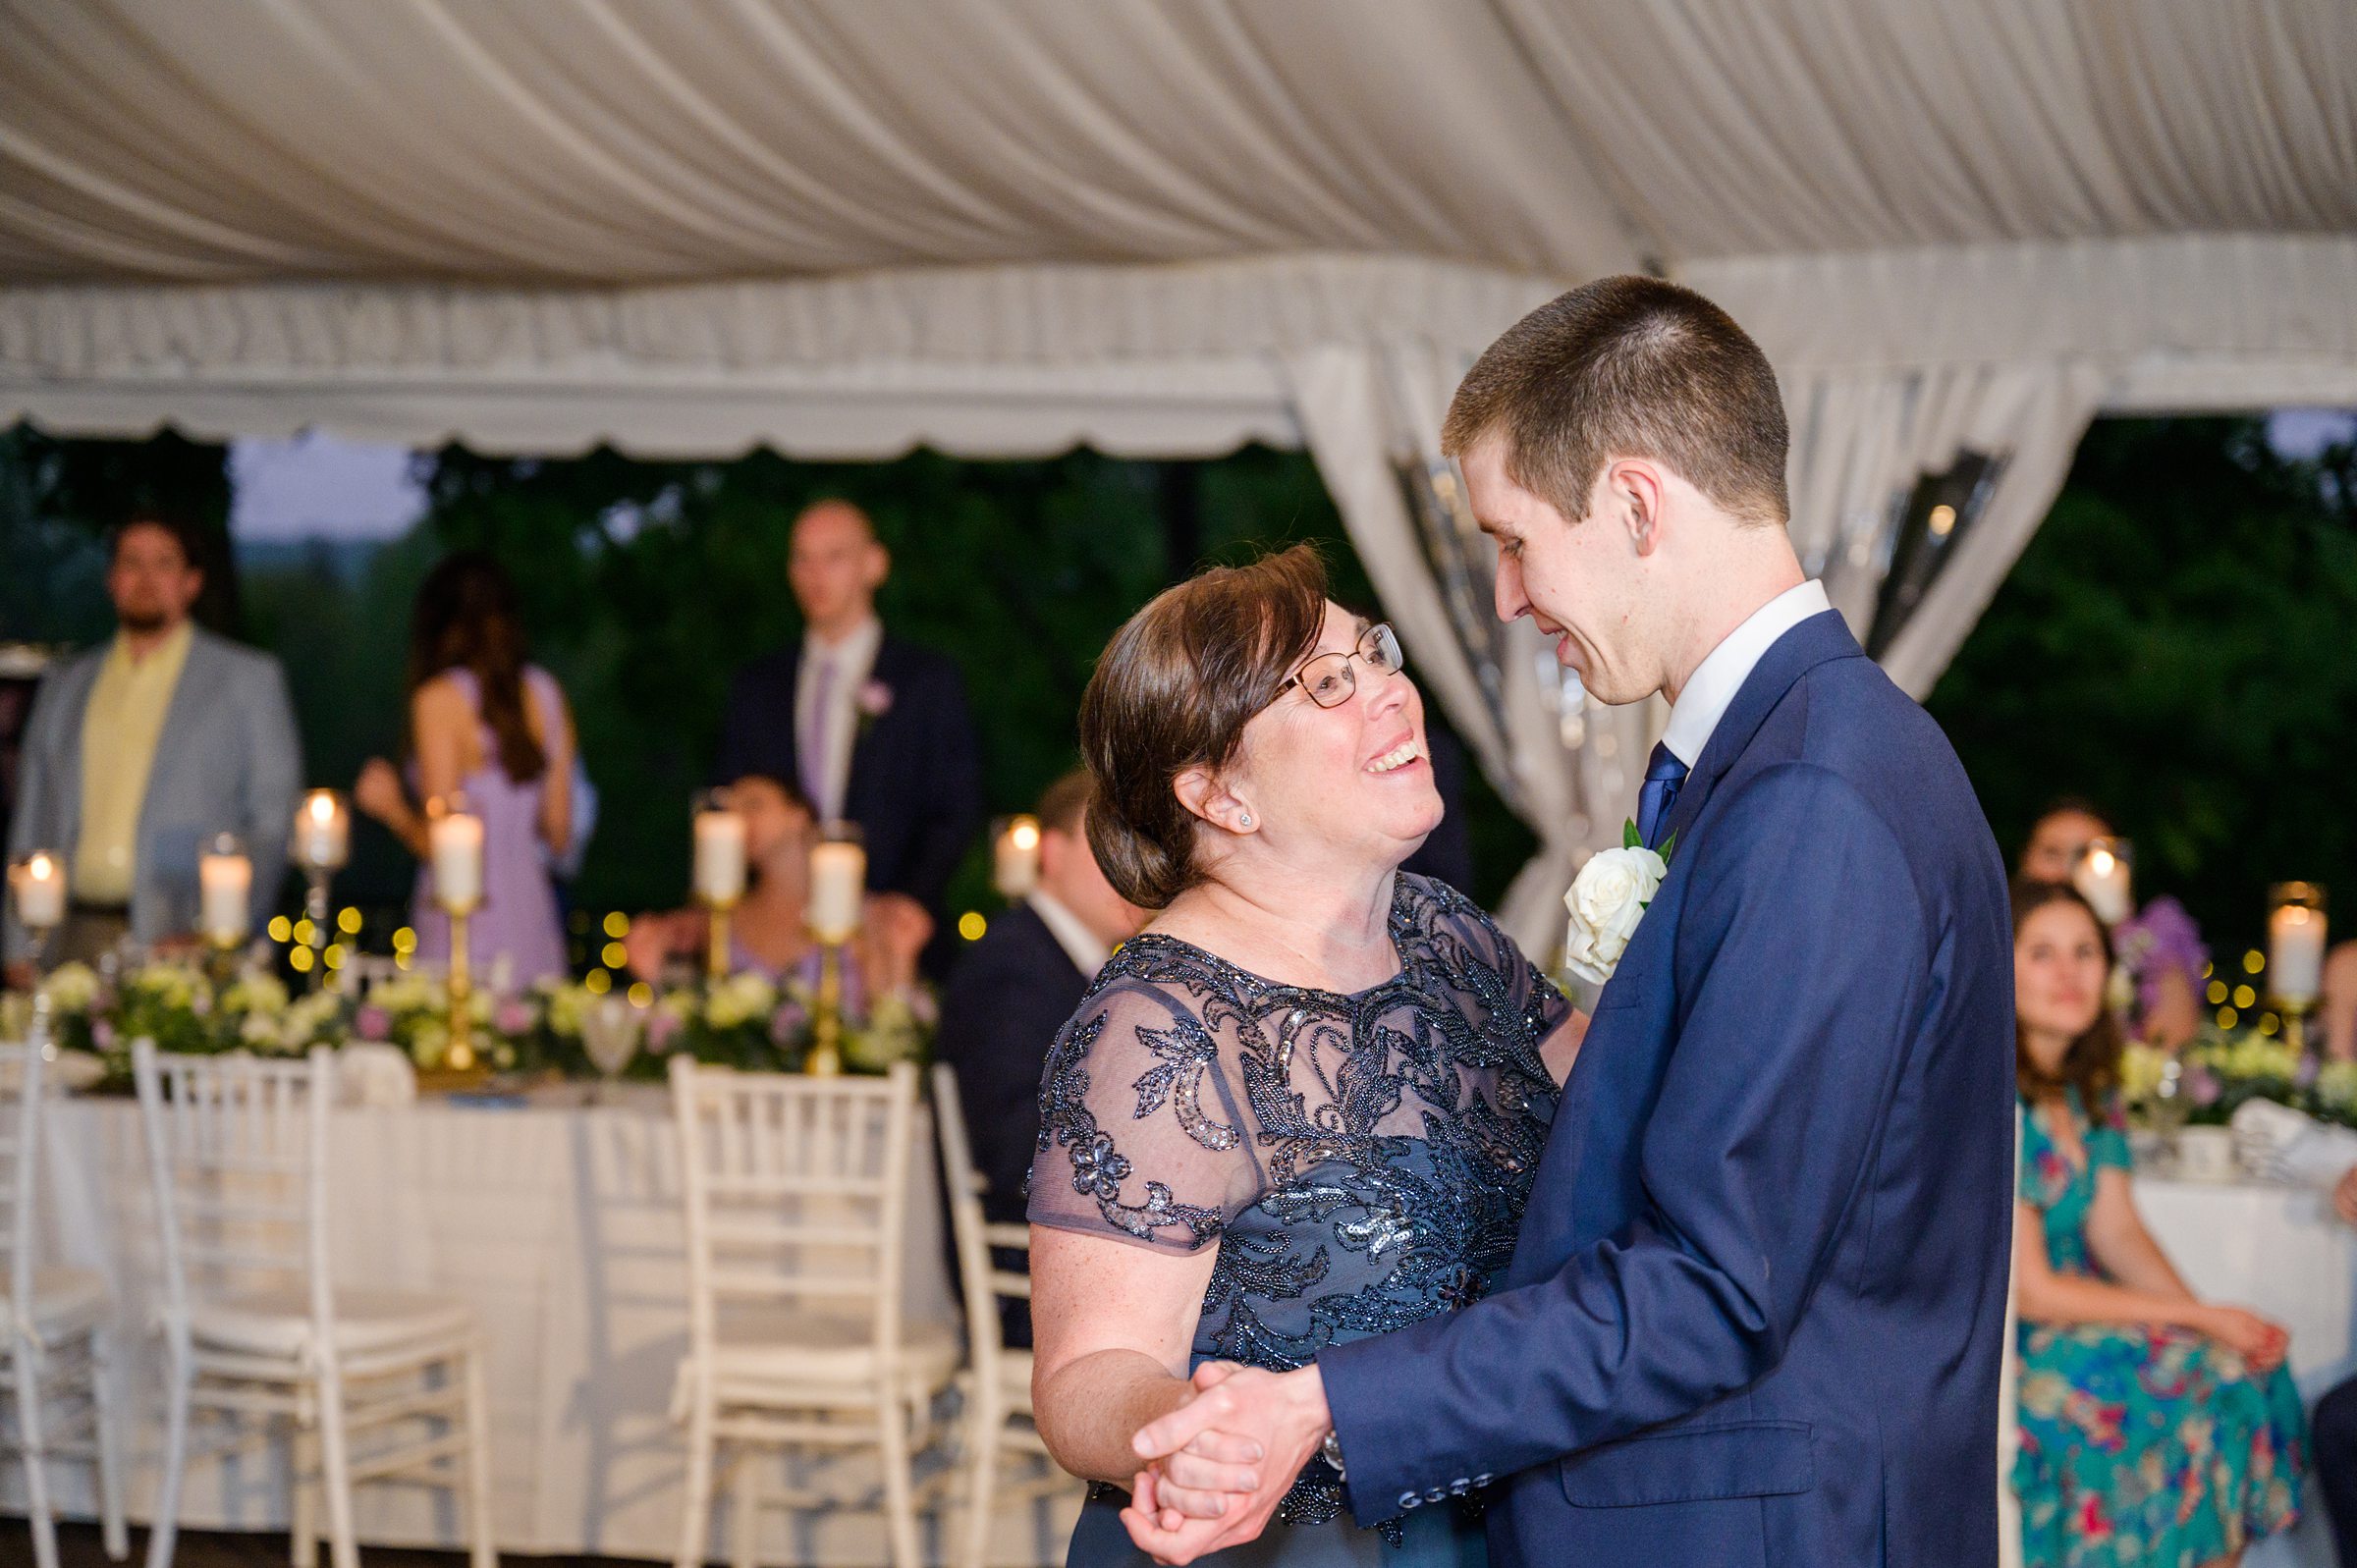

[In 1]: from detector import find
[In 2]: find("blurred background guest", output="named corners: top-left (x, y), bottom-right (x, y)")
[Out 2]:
top-left (932, 769), bottom-right (1144, 1345)
top-left (2009, 877), bottom-right (2306, 1568)
top-left (355, 552), bottom-right (574, 988)
top-left (624, 772), bottom-right (820, 985)
top-left (2020, 796), bottom-right (2206, 1051)
top-left (5, 514), bottom-right (298, 978)
top-left (715, 500), bottom-right (983, 978)
top-left (2324, 938), bottom-right (2356, 1061)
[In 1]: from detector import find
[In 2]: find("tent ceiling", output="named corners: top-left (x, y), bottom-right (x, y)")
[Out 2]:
top-left (1, 0), bottom-right (2349, 290)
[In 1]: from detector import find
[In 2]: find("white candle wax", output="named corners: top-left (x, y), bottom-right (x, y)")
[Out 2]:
top-left (693, 809), bottom-right (747, 905)
top-left (11, 854), bottom-right (66, 930)
top-left (198, 851), bottom-right (252, 943)
top-left (297, 791), bottom-right (350, 870)
top-left (808, 841), bottom-right (866, 943)
top-left (994, 818), bottom-right (1042, 899)
top-left (2269, 904), bottom-right (2328, 1003)
top-left (430, 812), bottom-right (485, 910)
top-left (2073, 847), bottom-right (2133, 926)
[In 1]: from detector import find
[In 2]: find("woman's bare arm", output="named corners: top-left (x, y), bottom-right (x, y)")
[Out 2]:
top-left (535, 678), bottom-right (576, 857)
top-left (1030, 1227), bottom-right (1261, 1493)
top-left (2013, 1200), bottom-right (2208, 1329)
top-left (2082, 1169), bottom-right (2196, 1301)
top-left (1541, 1009), bottom-right (1589, 1086)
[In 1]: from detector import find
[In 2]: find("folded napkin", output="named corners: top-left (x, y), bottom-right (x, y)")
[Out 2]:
top-left (2230, 1098), bottom-right (2357, 1189)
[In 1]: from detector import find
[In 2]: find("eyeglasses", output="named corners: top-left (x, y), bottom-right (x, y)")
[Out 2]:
top-left (1273, 622), bottom-right (1404, 709)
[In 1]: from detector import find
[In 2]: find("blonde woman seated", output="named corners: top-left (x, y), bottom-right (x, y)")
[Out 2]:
top-left (2011, 877), bottom-right (2307, 1568)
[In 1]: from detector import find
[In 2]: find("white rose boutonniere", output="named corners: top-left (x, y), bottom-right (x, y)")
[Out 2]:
top-left (1562, 823), bottom-right (1676, 987)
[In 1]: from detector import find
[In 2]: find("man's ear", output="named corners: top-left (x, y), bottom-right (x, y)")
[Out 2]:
top-left (1173, 767), bottom-right (1251, 836)
top-left (1607, 460), bottom-right (1668, 557)
top-left (864, 542), bottom-right (892, 591)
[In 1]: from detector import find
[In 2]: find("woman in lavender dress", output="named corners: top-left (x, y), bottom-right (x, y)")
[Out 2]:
top-left (355, 553), bottom-right (574, 987)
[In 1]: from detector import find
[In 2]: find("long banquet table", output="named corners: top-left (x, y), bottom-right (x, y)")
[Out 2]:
top-left (6, 1089), bottom-right (1085, 1564)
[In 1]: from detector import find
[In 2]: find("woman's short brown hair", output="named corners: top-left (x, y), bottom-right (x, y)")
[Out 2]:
top-left (1080, 545), bottom-right (1327, 909)
top-left (2010, 877), bottom-right (2126, 1104)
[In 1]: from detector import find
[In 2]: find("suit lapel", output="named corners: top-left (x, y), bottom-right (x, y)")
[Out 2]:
top-left (843, 636), bottom-right (903, 806)
top-left (1655, 611), bottom-right (1865, 853)
top-left (43, 650), bottom-right (108, 851)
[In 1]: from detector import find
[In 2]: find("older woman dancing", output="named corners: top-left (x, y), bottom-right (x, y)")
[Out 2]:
top-left (1027, 546), bottom-right (1583, 1568)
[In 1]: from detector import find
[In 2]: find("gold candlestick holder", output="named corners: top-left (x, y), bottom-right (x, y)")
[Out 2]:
top-left (808, 941), bottom-right (846, 1077)
top-left (706, 898), bottom-right (737, 982)
top-left (446, 905), bottom-right (477, 1072)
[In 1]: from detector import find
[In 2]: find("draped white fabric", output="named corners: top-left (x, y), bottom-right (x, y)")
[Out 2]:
top-left (3, 2), bottom-right (2347, 287)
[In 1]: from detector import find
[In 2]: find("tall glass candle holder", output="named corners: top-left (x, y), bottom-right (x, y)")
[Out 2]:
top-left (427, 793), bottom-right (485, 1071)
top-left (198, 833), bottom-right (252, 986)
top-left (8, 851), bottom-right (67, 973)
top-left (2267, 882), bottom-right (2329, 1055)
top-left (692, 787), bottom-right (747, 982)
top-left (292, 789), bottom-right (351, 989)
top-left (805, 823), bottom-right (866, 1077)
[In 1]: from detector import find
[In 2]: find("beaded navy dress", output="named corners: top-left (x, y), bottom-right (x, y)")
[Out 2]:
top-left (1029, 874), bottom-right (1568, 1568)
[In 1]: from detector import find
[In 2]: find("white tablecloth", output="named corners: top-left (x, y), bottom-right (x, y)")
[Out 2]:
top-left (5, 1090), bottom-right (1082, 1564)
top-left (2138, 1175), bottom-right (2357, 1568)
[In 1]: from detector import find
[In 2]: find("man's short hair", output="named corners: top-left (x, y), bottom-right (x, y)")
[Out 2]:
top-left (1035, 769), bottom-right (1093, 838)
top-left (1441, 275), bottom-right (1790, 528)
top-left (109, 514), bottom-right (201, 568)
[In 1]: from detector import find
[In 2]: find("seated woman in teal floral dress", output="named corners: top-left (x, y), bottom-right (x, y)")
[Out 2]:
top-left (2010, 878), bottom-right (2308, 1567)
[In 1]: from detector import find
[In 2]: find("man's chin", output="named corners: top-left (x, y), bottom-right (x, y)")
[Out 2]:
top-left (116, 611), bottom-right (170, 635)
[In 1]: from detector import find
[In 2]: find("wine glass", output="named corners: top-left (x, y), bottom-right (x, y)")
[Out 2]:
top-left (579, 994), bottom-right (644, 1104)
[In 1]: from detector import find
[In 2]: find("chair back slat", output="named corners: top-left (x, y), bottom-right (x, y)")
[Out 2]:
top-left (0, 1004), bottom-right (54, 1322)
top-left (930, 1063), bottom-right (1032, 1366)
top-left (670, 1056), bottom-right (917, 1354)
top-left (135, 1042), bottom-right (334, 1315)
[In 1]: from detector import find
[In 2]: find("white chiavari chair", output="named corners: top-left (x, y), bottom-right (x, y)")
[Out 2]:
top-left (668, 1056), bottom-right (959, 1568)
top-left (1, 1000), bottom-right (128, 1568)
top-left (930, 1064), bottom-right (1070, 1568)
top-left (133, 1041), bottom-right (495, 1568)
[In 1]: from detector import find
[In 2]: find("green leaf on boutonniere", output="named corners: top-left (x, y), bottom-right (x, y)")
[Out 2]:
top-left (1658, 830), bottom-right (1677, 865)
top-left (1622, 818), bottom-right (1641, 850)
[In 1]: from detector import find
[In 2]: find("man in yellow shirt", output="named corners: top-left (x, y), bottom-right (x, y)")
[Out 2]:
top-left (5, 517), bottom-right (301, 975)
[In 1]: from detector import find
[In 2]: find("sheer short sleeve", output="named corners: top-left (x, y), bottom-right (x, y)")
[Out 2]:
top-left (1027, 978), bottom-right (1267, 1254)
top-left (2087, 1090), bottom-right (2133, 1173)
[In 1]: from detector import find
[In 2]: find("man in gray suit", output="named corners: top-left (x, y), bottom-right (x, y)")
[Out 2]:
top-left (5, 516), bottom-right (301, 978)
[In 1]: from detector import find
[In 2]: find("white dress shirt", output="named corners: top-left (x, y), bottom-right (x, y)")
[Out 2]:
top-left (793, 616), bottom-right (883, 822)
top-left (1026, 889), bottom-right (1112, 979)
top-left (1658, 579), bottom-right (1834, 769)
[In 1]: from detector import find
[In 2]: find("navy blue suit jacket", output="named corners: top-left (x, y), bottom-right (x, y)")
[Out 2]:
top-left (1319, 612), bottom-right (2014, 1568)
top-left (714, 632), bottom-right (984, 915)
top-left (933, 900), bottom-right (1093, 1348)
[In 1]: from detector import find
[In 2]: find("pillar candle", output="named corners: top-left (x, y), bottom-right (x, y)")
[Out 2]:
top-left (2269, 903), bottom-right (2328, 1003)
top-left (198, 850), bottom-right (252, 943)
top-left (808, 841), bottom-right (866, 944)
top-left (11, 853), bottom-right (66, 930)
top-left (2073, 843), bottom-right (2133, 926)
top-left (430, 811), bottom-right (485, 910)
top-left (994, 817), bottom-right (1042, 899)
top-left (296, 789), bottom-right (350, 871)
top-left (693, 808), bottom-right (747, 904)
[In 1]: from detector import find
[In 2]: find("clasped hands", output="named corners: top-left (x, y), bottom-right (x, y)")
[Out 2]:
top-left (1119, 1361), bottom-right (1334, 1565)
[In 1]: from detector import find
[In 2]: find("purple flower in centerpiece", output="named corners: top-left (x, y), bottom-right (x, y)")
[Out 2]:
top-left (191, 991), bottom-right (212, 1017)
top-left (646, 1007), bottom-right (685, 1054)
top-left (494, 998), bottom-right (534, 1037)
top-left (770, 999), bottom-right (809, 1045)
top-left (356, 1004), bottom-right (392, 1042)
top-left (91, 1018), bottom-right (116, 1052)
top-left (2296, 1054), bottom-right (2323, 1090)
top-left (907, 989), bottom-right (939, 1028)
top-left (2184, 1064), bottom-right (2222, 1108)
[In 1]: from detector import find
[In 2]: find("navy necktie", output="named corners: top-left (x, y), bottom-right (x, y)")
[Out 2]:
top-left (1636, 741), bottom-right (1690, 850)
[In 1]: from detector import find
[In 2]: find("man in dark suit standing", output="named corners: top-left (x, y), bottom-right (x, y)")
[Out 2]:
top-left (935, 770), bottom-right (1142, 1345)
top-left (715, 500), bottom-right (984, 978)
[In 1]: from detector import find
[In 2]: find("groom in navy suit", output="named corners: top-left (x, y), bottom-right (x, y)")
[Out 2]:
top-left (1124, 278), bottom-right (2015, 1567)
